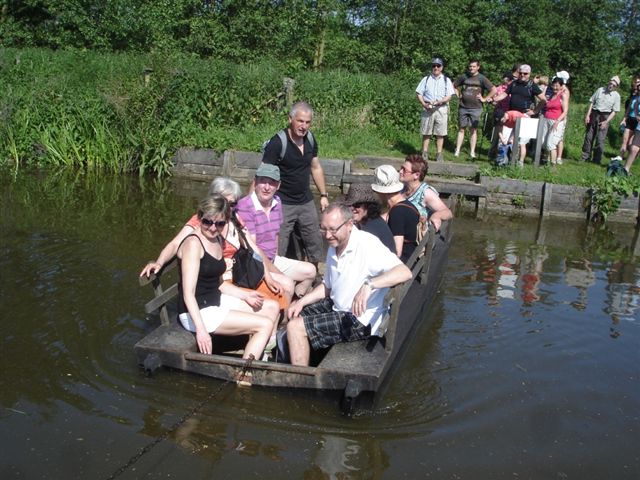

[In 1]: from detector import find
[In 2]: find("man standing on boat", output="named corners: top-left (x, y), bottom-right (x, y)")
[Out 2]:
top-left (286, 203), bottom-right (412, 366)
top-left (262, 101), bottom-right (328, 267)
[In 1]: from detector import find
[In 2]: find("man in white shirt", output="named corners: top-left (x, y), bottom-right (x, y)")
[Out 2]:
top-left (581, 76), bottom-right (622, 164)
top-left (415, 57), bottom-right (455, 162)
top-left (286, 203), bottom-right (412, 366)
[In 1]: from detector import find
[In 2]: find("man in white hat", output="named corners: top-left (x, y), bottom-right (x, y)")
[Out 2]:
top-left (581, 76), bottom-right (621, 164)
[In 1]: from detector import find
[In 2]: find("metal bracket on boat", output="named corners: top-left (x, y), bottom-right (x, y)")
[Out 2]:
top-left (143, 353), bottom-right (162, 376)
top-left (341, 378), bottom-right (364, 416)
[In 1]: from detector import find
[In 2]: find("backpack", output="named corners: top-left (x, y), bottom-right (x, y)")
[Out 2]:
top-left (606, 159), bottom-right (628, 177)
top-left (261, 129), bottom-right (316, 165)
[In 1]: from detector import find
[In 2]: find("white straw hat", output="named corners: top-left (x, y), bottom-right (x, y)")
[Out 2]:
top-left (371, 165), bottom-right (404, 194)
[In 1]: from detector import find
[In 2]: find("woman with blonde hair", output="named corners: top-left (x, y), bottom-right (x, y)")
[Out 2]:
top-left (177, 195), bottom-right (273, 357)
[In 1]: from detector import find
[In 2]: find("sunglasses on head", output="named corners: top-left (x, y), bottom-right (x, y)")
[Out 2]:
top-left (201, 218), bottom-right (227, 228)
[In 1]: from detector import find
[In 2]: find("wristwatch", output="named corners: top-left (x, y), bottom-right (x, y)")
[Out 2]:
top-left (364, 278), bottom-right (375, 289)
top-left (320, 193), bottom-right (329, 198)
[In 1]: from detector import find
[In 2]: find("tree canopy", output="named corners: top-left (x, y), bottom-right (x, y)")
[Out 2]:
top-left (1, 0), bottom-right (638, 98)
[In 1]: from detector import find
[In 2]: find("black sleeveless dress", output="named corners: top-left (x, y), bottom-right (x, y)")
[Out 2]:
top-left (177, 234), bottom-right (226, 315)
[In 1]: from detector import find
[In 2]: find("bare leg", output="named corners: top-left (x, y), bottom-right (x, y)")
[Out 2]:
top-left (519, 144), bottom-right (527, 166)
top-left (422, 135), bottom-right (430, 156)
top-left (455, 129), bottom-right (465, 155)
top-left (216, 311), bottom-right (272, 360)
top-left (435, 136), bottom-right (444, 154)
top-left (270, 271), bottom-right (295, 306)
top-left (287, 316), bottom-right (310, 366)
top-left (624, 145), bottom-right (639, 173)
top-left (469, 128), bottom-right (478, 156)
top-left (557, 140), bottom-right (564, 163)
top-left (620, 129), bottom-right (631, 156)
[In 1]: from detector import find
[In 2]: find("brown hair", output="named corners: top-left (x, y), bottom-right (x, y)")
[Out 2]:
top-left (405, 154), bottom-right (428, 181)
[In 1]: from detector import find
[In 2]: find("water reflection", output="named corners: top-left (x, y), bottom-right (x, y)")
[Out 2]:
top-left (1, 170), bottom-right (639, 479)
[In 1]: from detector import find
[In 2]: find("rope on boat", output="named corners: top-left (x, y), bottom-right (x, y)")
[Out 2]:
top-left (105, 354), bottom-right (255, 480)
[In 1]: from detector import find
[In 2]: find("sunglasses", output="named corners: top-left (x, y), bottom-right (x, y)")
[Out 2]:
top-left (432, 64), bottom-right (442, 68)
top-left (351, 202), bottom-right (368, 209)
top-left (201, 218), bottom-right (227, 228)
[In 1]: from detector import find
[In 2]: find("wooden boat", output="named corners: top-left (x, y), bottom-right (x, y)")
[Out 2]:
top-left (135, 221), bottom-right (452, 412)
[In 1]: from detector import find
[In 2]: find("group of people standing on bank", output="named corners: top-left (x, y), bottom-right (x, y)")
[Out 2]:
top-left (416, 58), bottom-right (639, 173)
top-left (141, 101), bottom-right (451, 367)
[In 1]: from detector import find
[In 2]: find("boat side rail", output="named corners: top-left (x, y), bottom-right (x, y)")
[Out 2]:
top-left (379, 220), bottom-right (451, 352)
top-left (139, 257), bottom-right (179, 326)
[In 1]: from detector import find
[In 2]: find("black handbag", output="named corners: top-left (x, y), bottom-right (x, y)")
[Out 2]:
top-left (231, 221), bottom-right (264, 289)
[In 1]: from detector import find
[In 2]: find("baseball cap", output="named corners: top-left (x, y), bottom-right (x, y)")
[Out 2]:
top-left (255, 163), bottom-right (280, 182)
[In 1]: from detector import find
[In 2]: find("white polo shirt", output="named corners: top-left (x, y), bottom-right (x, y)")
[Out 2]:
top-left (324, 228), bottom-right (403, 335)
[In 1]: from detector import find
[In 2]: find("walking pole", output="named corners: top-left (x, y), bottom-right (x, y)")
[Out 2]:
top-left (478, 105), bottom-right (488, 160)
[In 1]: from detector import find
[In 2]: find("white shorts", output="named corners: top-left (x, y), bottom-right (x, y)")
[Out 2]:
top-left (178, 293), bottom-right (245, 333)
top-left (543, 118), bottom-right (566, 150)
top-left (274, 255), bottom-right (310, 277)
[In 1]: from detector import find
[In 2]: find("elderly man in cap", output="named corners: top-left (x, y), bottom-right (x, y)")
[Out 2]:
top-left (415, 57), bottom-right (455, 162)
top-left (581, 76), bottom-right (622, 164)
top-left (236, 163), bottom-right (317, 300)
top-left (286, 202), bottom-right (412, 366)
top-left (493, 64), bottom-right (547, 166)
top-left (343, 183), bottom-right (395, 252)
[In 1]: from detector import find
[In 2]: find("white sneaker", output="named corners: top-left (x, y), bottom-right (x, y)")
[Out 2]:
top-left (470, 152), bottom-right (477, 159)
top-left (557, 158), bottom-right (563, 165)
top-left (454, 150), bottom-right (460, 157)
top-left (611, 156), bottom-right (623, 162)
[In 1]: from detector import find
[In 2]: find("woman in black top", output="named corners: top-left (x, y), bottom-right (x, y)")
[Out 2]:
top-left (177, 195), bottom-right (272, 357)
top-left (343, 183), bottom-right (396, 253)
top-left (371, 165), bottom-right (420, 263)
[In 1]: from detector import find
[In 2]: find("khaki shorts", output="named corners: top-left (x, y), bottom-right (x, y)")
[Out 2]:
top-left (420, 107), bottom-right (449, 136)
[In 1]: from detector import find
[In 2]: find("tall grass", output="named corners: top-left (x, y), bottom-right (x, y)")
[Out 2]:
top-left (0, 48), bottom-right (636, 181)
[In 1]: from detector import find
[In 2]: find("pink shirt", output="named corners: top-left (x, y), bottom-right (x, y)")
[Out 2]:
top-left (544, 94), bottom-right (564, 120)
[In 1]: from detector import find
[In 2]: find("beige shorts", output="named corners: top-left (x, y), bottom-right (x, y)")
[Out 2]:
top-left (420, 107), bottom-right (448, 137)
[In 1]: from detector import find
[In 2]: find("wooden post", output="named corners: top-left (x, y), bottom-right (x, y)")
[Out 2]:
top-left (143, 68), bottom-right (153, 86)
top-left (511, 119), bottom-right (521, 166)
top-left (534, 118), bottom-right (545, 166)
top-left (283, 77), bottom-right (295, 108)
top-left (541, 182), bottom-right (552, 217)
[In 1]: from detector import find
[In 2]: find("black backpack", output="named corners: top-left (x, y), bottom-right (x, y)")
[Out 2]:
top-left (261, 129), bottom-right (316, 164)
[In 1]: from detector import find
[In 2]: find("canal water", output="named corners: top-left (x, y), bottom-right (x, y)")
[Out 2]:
top-left (1, 170), bottom-right (638, 479)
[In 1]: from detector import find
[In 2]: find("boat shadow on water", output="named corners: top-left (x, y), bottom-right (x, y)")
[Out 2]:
top-left (135, 221), bottom-right (452, 414)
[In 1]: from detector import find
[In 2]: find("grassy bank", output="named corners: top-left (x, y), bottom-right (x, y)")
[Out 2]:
top-left (1, 48), bottom-right (638, 186)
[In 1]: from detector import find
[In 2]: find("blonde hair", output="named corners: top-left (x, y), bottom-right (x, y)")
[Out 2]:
top-left (197, 194), bottom-right (230, 220)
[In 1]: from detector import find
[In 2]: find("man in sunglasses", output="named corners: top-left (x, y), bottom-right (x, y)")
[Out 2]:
top-left (581, 76), bottom-right (621, 164)
top-left (415, 57), bottom-right (455, 162)
top-left (493, 64), bottom-right (547, 165)
top-left (236, 163), bottom-right (317, 300)
top-left (286, 203), bottom-right (412, 366)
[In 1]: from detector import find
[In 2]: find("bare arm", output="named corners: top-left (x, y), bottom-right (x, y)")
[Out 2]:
top-left (179, 237), bottom-right (212, 354)
top-left (287, 282), bottom-right (329, 319)
top-left (393, 236), bottom-right (404, 258)
top-left (310, 156), bottom-right (329, 211)
top-left (219, 280), bottom-right (265, 310)
top-left (140, 224), bottom-right (194, 277)
top-left (423, 189), bottom-right (453, 231)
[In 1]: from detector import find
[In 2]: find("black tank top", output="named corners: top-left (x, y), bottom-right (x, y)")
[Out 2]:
top-left (177, 234), bottom-right (226, 315)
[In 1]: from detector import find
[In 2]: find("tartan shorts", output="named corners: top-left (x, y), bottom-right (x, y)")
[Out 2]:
top-left (301, 298), bottom-right (371, 350)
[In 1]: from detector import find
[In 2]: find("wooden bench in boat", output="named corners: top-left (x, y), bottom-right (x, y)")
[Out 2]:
top-left (135, 220), bottom-right (452, 408)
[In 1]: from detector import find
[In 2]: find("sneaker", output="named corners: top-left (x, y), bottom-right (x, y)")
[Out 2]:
top-left (611, 156), bottom-right (623, 162)
top-left (436, 152), bottom-right (444, 162)
top-left (557, 158), bottom-right (563, 165)
top-left (470, 152), bottom-right (477, 159)
top-left (422, 151), bottom-right (429, 161)
top-left (454, 150), bottom-right (460, 157)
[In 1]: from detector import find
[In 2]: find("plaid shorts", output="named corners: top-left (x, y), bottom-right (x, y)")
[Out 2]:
top-left (301, 298), bottom-right (371, 350)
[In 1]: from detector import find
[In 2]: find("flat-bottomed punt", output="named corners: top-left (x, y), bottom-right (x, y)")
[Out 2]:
top-left (135, 222), bottom-right (451, 409)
